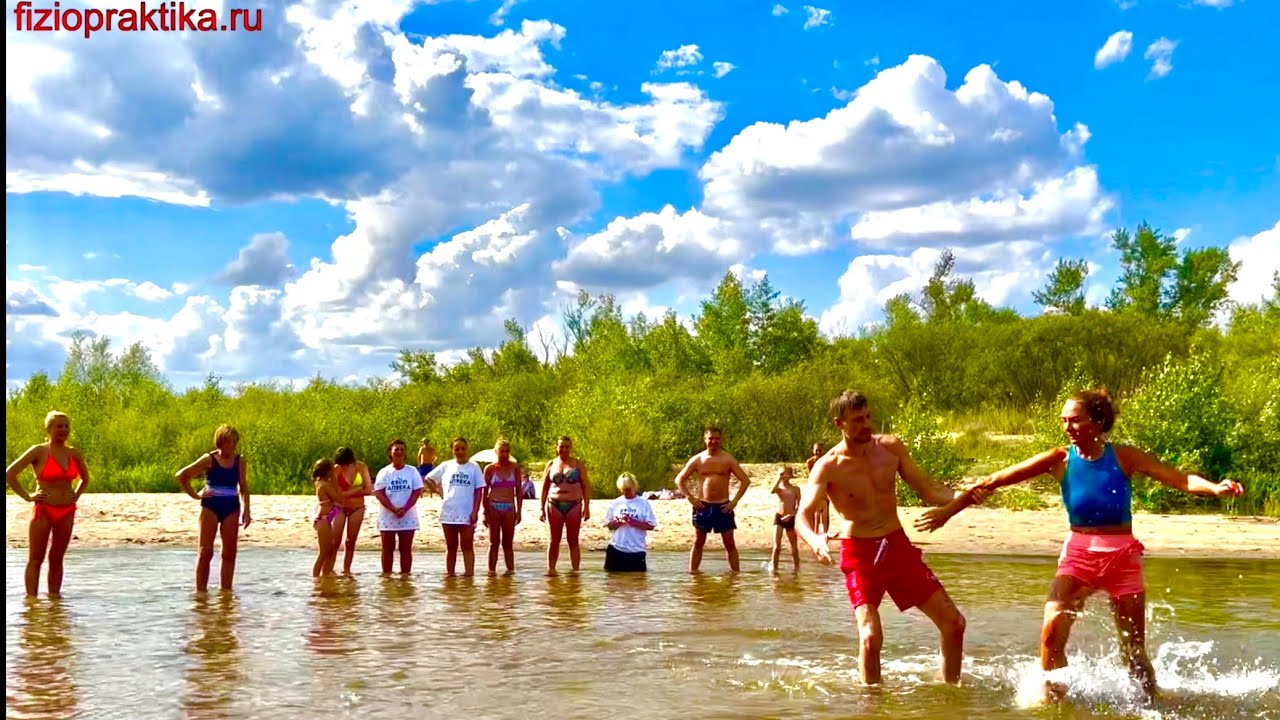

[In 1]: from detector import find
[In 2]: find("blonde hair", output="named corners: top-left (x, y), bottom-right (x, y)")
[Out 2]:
top-left (214, 424), bottom-right (240, 449)
top-left (495, 437), bottom-right (510, 450)
top-left (616, 472), bottom-right (638, 493)
top-left (44, 410), bottom-right (70, 430)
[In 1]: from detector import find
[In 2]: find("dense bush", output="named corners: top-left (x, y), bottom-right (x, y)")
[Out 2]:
top-left (7, 261), bottom-right (1276, 518)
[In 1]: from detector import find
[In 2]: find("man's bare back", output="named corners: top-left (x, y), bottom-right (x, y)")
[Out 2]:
top-left (813, 435), bottom-right (909, 539)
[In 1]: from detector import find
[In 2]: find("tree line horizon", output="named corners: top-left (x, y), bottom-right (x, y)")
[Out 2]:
top-left (6, 222), bottom-right (1277, 515)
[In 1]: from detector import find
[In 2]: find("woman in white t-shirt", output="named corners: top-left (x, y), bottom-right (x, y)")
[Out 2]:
top-left (426, 437), bottom-right (486, 577)
top-left (604, 473), bottom-right (657, 573)
top-left (373, 438), bottom-right (424, 576)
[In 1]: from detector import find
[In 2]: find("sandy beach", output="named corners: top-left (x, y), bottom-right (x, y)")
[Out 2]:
top-left (7, 463), bottom-right (1277, 558)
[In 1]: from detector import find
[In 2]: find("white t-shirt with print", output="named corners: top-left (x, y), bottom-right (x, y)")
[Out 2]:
top-left (374, 464), bottom-right (424, 531)
top-left (605, 495), bottom-right (657, 554)
top-left (427, 460), bottom-right (486, 525)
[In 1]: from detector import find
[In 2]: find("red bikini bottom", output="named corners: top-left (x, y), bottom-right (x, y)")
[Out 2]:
top-left (33, 501), bottom-right (77, 524)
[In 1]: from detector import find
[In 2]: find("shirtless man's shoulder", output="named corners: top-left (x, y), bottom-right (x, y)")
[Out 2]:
top-left (701, 449), bottom-right (738, 469)
top-left (814, 436), bottom-right (901, 476)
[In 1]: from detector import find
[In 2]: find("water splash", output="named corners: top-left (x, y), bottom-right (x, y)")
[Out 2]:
top-left (1004, 638), bottom-right (1280, 719)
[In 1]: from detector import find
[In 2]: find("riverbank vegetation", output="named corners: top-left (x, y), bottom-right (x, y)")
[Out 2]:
top-left (7, 224), bottom-right (1277, 515)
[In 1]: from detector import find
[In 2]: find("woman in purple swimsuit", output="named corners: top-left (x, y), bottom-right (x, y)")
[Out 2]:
top-left (483, 438), bottom-right (523, 576)
top-left (539, 436), bottom-right (590, 576)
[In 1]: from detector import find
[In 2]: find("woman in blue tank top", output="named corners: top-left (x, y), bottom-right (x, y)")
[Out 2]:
top-left (915, 388), bottom-right (1243, 703)
top-left (175, 424), bottom-right (252, 593)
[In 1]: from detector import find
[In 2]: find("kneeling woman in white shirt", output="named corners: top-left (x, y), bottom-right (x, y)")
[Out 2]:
top-left (604, 473), bottom-right (657, 572)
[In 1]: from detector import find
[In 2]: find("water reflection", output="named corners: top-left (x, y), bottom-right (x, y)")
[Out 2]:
top-left (8, 599), bottom-right (79, 720)
top-left (541, 573), bottom-right (588, 631)
top-left (687, 572), bottom-right (742, 616)
top-left (5, 549), bottom-right (1278, 720)
top-left (477, 576), bottom-right (519, 643)
top-left (181, 592), bottom-right (243, 720)
top-left (307, 578), bottom-right (362, 658)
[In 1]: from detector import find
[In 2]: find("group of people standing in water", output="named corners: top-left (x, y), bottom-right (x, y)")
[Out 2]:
top-left (6, 387), bottom-right (1244, 703)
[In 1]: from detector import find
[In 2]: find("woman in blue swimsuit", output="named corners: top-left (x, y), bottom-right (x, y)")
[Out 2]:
top-left (176, 424), bottom-right (252, 592)
top-left (539, 436), bottom-right (590, 576)
top-left (919, 388), bottom-right (1244, 702)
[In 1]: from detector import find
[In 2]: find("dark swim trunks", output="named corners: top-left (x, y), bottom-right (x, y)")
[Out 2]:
top-left (774, 513), bottom-right (796, 530)
top-left (692, 502), bottom-right (736, 534)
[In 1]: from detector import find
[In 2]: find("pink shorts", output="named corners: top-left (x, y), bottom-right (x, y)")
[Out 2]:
top-left (840, 529), bottom-right (943, 612)
top-left (1056, 532), bottom-right (1145, 598)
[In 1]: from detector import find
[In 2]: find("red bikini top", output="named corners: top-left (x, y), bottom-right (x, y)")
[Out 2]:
top-left (38, 453), bottom-right (80, 483)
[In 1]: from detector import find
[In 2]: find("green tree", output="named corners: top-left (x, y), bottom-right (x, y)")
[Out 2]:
top-left (644, 310), bottom-right (712, 378)
top-left (1168, 247), bottom-right (1240, 328)
top-left (1106, 222), bottom-right (1240, 328)
top-left (390, 349), bottom-right (441, 385)
top-left (1033, 258), bottom-right (1090, 315)
top-left (754, 301), bottom-right (821, 373)
top-left (696, 272), bottom-right (753, 376)
top-left (491, 319), bottom-right (542, 376)
top-left (919, 249), bottom-right (999, 324)
top-left (1108, 222), bottom-right (1178, 316)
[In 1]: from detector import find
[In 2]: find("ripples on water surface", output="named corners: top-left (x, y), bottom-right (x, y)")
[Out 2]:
top-left (6, 547), bottom-right (1279, 719)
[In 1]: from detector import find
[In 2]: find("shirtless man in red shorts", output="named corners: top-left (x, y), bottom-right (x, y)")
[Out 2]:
top-left (796, 390), bottom-right (987, 685)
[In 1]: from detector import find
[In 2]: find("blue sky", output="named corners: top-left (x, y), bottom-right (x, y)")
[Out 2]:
top-left (6, 0), bottom-right (1278, 388)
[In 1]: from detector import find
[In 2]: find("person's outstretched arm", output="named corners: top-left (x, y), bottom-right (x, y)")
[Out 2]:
top-left (887, 435), bottom-right (959, 506)
top-left (1118, 446), bottom-right (1245, 498)
top-left (915, 448), bottom-right (1064, 533)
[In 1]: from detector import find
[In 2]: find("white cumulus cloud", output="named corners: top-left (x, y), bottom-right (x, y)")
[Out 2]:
top-left (1094, 30), bottom-right (1134, 69)
top-left (1227, 220), bottom-right (1280, 306)
top-left (802, 5), bottom-right (831, 29)
top-left (656, 44), bottom-right (703, 71)
top-left (1144, 37), bottom-right (1178, 79)
top-left (713, 61), bottom-right (736, 78)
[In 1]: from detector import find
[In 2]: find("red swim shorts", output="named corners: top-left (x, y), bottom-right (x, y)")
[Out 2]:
top-left (840, 529), bottom-right (943, 612)
top-left (1056, 532), bottom-right (1145, 598)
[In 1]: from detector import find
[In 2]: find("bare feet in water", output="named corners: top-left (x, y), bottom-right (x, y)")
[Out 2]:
top-left (1043, 680), bottom-right (1068, 703)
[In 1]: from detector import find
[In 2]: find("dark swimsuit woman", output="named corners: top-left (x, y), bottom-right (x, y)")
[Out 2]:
top-left (176, 424), bottom-right (252, 593)
top-left (6, 411), bottom-right (91, 598)
top-left (539, 436), bottom-right (590, 576)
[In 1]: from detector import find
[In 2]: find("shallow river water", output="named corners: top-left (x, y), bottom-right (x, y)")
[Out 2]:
top-left (6, 547), bottom-right (1279, 719)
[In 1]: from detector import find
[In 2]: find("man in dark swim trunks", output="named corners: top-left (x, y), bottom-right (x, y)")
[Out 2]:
top-left (770, 465), bottom-right (801, 574)
top-left (674, 426), bottom-right (751, 574)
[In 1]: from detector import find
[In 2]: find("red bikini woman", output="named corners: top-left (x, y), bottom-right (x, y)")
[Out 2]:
top-left (5, 411), bottom-right (92, 598)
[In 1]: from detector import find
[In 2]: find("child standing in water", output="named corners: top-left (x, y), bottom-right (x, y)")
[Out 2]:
top-left (175, 424), bottom-right (252, 593)
top-left (770, 465), bottom-right (802, 574)
top-left (312, 459), bottom-right (343, 577)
